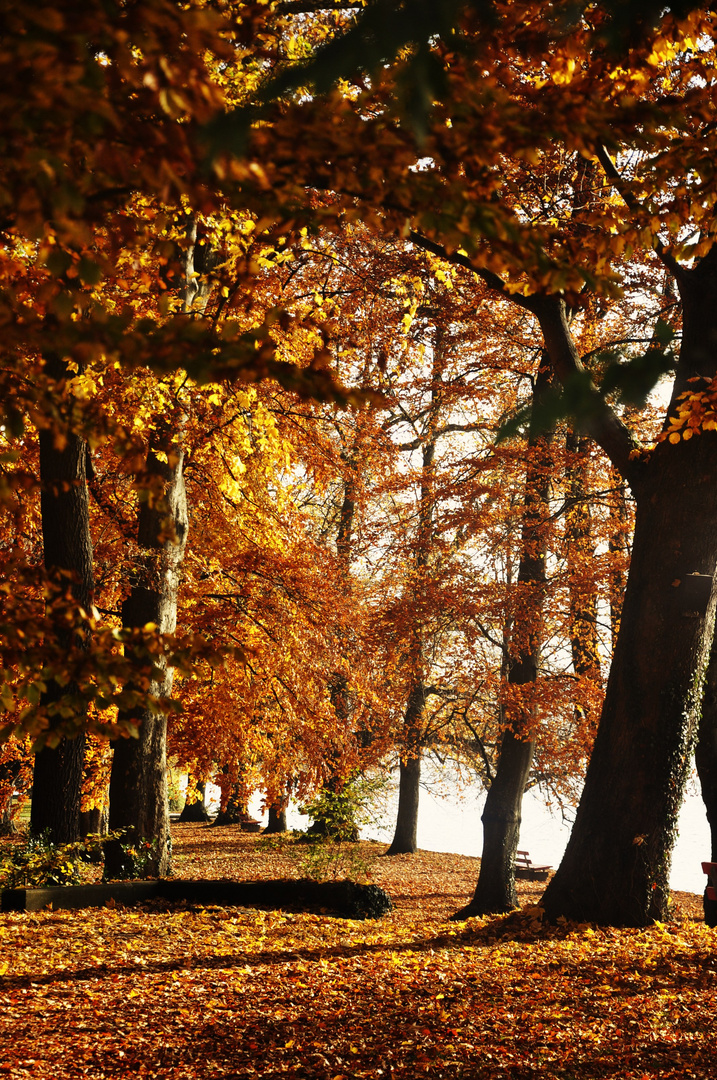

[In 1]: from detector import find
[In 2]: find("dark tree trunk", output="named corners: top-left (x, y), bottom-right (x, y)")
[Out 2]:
top-left (385, 684), bottom-right (425, 855)
top-left (541, 250), bottom-right (717, 925)
top-left (696, 630), bottom-right (717, 862)
top-left (607, 468), bottom-right (630, 646)
top-left (264, 803), bottom-right (288, 834)
top-left (212, 780), bottom-right (247, 826)
top-left (386, 333), bottom-right (448, 857)
top-left (565, 431), bottom-right (601, 690)
top-left (179, 780), bottom-right (212, 822)
top-left (105, 443), bottom-right (188, 879)
top-left (80, 805), bottom-right (108, 837)
top-left (313, 472), bottom-right (360, 838)
top-left (455, 362), bottom-right (553, 916)
top-left (31, 359), bottom-right (94, 845)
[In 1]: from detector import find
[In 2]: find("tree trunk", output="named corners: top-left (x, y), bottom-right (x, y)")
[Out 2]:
top-left (385, 683), bottom-right (425, 855)
top-left (565, 431), bottom-right (601, 689)
top-left (386, 330), bottom-right (448, 857)
top-left (31, 359), bottom-right (94, 845)
top-left (696, 629), bottom-right (717, 862)
top-left (541, 249), bottom-right (717, 924)
top-left (0, 796), bottom-right (17, 836)
top-left (212, 778), bottom-right (247, 826)
top-left (607, 468), bottom-right (630, 646)
top-left (105, 443), bottom-right (188, 879)
top-left (179, 779), bottom-right (212, 822)
top-left (264, 803), bottom-right (288, 833)
top-left (80, 805), bottom-right (108, 837)
top-left (455, 361), bottom-right (553, 916)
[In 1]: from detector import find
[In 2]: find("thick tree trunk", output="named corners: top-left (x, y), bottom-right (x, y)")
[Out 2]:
top-left (80, 806), bottom-right (108, 837)
top-left (179, 779), bottom-right (211, 822)
top-left (31, 361), bottom-right (94, 846)
top-left (385, 684), bottom-right (425, 855)
top-left (105, 444), bottom-right (188, 879)
top-left (696, 629), bottom-right (717, 862)
top-left (607, 469), bottom-right (630, 646)
top-left (541, 251), bottom-right (717, 924)
top-left (565, 431), bottom-right (600, 689)
top-left (456, 362), bottom-right (553, 916)
top-left (212, 779), bottom-right (247, 826)
top-left (264, 803), bottom-right (288, 833)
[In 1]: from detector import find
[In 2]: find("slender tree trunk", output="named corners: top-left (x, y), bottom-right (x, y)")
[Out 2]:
top-left (386, 329), bottom-right (447, 855)
top-left (455, 362), bottom-right (553, 916)
top-left (541, 250), bottom-right (717, 925)
top-left (31, 359), bottom-right (94, 845)
top-left (0, 757), bottom-right (22, 835)
top-left (313, 460), bottom-right (361, 838)
top-left (0, 796), bottom-right (17, 836)
top-left (385, 684), bottom-right (425, 855)
top-left (105, 443), bottom-right (188, 878)
top-left (105, 221), bottom-right (205, 879)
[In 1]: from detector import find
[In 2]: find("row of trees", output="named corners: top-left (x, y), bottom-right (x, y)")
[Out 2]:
top-left (2, 0), bottom-right (717, 925)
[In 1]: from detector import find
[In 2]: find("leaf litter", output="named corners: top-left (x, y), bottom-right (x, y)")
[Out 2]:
top-left (0, 824), bottom-right (713, 1079)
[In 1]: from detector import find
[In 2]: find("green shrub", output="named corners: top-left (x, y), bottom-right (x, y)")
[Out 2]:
top-left (0, 831), bottom-right (112, 889)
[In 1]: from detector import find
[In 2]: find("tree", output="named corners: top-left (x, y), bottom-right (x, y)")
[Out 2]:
top-left (105, 428), bottom-right (189, 878)
top-left (30, 357), bottom-right (95, 845)
top-left (214, 2), bottom-right (717, 924)
top-left (457, 360), bottom-right (555, 913)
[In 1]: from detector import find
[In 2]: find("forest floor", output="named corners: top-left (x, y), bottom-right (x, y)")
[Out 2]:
top-left (0, 824), bottom-right (714, 1079)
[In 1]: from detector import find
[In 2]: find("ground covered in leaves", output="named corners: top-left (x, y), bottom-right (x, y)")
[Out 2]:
top-left (1, 825), bottom-right (714, 1079)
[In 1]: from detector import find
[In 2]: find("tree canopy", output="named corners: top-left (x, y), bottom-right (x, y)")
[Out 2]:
top-left (2, 0), bottom-right (717, 926)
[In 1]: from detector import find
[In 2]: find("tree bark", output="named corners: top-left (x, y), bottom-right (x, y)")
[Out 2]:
top-left (455, 361), bottom-right (553, 915)
top-left (0, 796), bottom-right (17, 836)
top-left (565, 431), bottom-right (600, 690)
top-left (80, 806), bottom-right (108, 837)
top-left (606, 468), bottom-right (630, 646)
top-left (179, 779), bottom-right (212, 822)
top-left (384, 684), bottom-right (425, 855)
top-left (541, 249), bottom-right (717, 924)
top-left (105, 444), bottom-right (188, 879)
top-left (696, 638), bottom-right (717, 861)
top-left (31, 359), bottom-right (94, 845)
top-left (264, 803), bottom-right (288, 833)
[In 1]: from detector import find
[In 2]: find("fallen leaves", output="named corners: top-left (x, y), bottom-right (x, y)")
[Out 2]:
top-left (0, 826), bottom-right (713, 1078)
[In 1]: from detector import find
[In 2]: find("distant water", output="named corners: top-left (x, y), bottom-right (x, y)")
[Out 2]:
top-left (234, 766), bottom-right (711, 897)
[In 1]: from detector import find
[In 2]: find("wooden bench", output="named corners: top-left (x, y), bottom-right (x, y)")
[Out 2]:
top-left (515, 850), bottom-right (552, 882)
top-left (240, 819), bottom-right (263, 833)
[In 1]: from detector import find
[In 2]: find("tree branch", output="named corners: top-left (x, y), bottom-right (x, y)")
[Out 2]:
top-left (410, 224), bottom-right (644, 490)
top-left (596, 145), bottom-right (681, 277)
top-left (534, 296), bottom-right (645, 492)
top-left (408, 231), bottom-right (537, 311)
